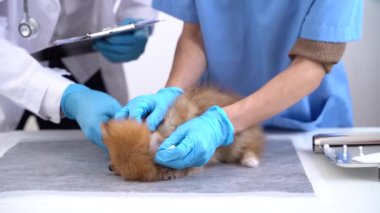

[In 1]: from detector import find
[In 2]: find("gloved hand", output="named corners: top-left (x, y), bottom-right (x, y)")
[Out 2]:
top-left (114, 87), bottom-right (183, 131)
top-left (61, 84), bottom-right (122, 150)
top-left (93, 18), bottom-right (148, 63)
top-left (154, 106), bottom-right (234, 169)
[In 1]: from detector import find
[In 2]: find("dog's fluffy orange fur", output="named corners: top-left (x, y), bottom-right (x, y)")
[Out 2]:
top-left (102, 86), bottom-right (265, 182)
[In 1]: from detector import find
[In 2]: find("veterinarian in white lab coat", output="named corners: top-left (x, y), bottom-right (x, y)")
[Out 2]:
top-left (0, 0), bottom-right (155, 149)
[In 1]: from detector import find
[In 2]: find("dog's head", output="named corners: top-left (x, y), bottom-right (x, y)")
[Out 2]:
top-left (102, 119), bottom-right (164, 181)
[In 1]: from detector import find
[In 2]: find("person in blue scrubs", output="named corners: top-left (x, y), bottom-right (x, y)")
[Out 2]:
top-left (115, 0), bottom-right (363, 169)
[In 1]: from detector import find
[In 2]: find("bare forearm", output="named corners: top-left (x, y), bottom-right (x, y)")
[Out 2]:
top-left (165, 23), bottom-right (206, 89)
top-left (224, 57), bottom-right (325, 133)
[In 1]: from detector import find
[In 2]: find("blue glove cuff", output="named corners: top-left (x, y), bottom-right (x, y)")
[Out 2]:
top-left (157, 87), bottom-right (184, 96)
top-left (205, 105), bottom-right (235, 146)
top-left (61, 84), bottom-right (90, 119)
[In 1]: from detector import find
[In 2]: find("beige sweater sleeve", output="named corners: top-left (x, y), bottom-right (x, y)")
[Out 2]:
top-left (289, 38), bottom-right (347, 73)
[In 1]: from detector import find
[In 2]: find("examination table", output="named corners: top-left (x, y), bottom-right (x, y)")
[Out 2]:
top-left (0, 128), bottom-right (379, 213)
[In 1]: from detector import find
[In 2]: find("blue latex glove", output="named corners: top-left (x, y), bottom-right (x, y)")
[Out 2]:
top-left (114, 87), bottom-right (183, 131)
top-left (61, 84), bottom-right (122, 150)
top-left (154, 106), bottom-right (234, 169)
top-left (93, 18), bottom-right (148, 63)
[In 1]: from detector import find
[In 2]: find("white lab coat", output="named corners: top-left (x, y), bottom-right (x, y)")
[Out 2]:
top-left (0, 0), bottom-right (155, 131)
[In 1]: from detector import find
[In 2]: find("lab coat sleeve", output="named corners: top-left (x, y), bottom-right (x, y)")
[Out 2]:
top-left (152, 0), bottom-right (198, 23)
top-left (116, 0), bottom-right (157, 22)
top-left (300, 0), bottom-right (363, 42)
top-left (0, 36), bottom-right (74, 124)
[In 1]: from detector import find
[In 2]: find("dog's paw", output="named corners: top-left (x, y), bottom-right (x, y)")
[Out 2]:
top-left (241, 157), bottom-right (260, 168)
top-left (161, 169), bottom-right (177, 180)
top-left (240, 152), bottom-right (260, 168)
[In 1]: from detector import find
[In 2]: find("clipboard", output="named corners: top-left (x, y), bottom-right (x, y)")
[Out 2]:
top-left (313, 133), bottom-right (380, 153)
top-left (31, 17), bottom-right (161, 62)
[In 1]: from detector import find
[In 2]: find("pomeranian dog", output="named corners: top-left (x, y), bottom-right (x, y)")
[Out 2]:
top-left (102, 86), bottom-right (265, 182)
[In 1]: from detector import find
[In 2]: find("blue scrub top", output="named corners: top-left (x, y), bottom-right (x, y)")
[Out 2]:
top-left (153, 0), bottom-right (363, 131)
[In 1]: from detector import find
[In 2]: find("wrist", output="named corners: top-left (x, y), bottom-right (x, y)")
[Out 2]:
top-left (223, 103), bottom-right (247, 134)
top-left (61, 84), bottom-right (90, 119)
top-left (205, 106), bottom-right (234, 146)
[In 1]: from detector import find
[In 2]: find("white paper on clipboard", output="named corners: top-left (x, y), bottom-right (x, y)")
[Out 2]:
top-left (31, 17), bottom-right (162, 61)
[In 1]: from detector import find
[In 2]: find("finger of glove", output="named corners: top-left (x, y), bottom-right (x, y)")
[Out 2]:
top-left (155, 137), bottom-right (193, 169)
top-left (106, 30), bottom-right (147, 45)
top-left (157, 128), bottom-right (187, 151)
top-left (127, 100), bottom-right (155, 122)
top-left (146, 108), bottom-right (166, 131)
top-left (80, 114), bottom-right (110, 151)
top-left (134, 27), bottom-right (149, 38)
top-left (120, 18), bottom-right (135, 26)
top-left (99, 48), bottom-right (137, 63)
top-left (114, 105), bottom-right (131, 119)
top-left (94, 39), bottom-right (140, 54)
top-left (97, 46), bottom-right (143, 62)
